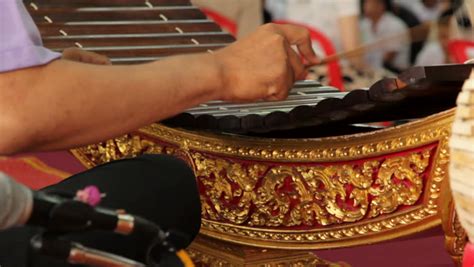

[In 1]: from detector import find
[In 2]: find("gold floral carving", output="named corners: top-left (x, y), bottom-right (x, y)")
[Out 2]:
top-left (194, 149), bottom-right (431, 228)
top-left (368, 150), bottom-right (430, 217)
top-left (79, 135), bottom-right (164, 166)
top-left (71, 109), bottom-right (454, 249)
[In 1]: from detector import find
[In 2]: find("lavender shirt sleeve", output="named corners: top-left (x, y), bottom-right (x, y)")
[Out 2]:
top-left (0, 0), bottom-right (60, 73)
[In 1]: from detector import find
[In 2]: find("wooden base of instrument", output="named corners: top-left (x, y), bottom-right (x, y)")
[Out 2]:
top-left (70, 108), bottom-right (472, 265)
top-left (186, 235), bottom-right (347, 267)
top-left (71, 109), bottom-right (454, 250)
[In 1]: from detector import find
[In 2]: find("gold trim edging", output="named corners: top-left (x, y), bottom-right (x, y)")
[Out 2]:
top-left (187, 235), bottom-right (347, 266)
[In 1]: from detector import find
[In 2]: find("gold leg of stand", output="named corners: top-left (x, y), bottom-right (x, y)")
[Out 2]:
top-left (442, 203), bottom-right (468, 267)
top-left (440, 177), bottom-right (467, 267)
top-left (186, 235), bottom-right (349, 267)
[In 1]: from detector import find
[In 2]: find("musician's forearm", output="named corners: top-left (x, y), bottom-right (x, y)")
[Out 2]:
top-left (0, 23), bottom-right (316, 155)
top-left (0, 53), bottom-right (222, 154)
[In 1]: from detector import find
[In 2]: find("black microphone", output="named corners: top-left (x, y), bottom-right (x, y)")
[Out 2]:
top-left (33, 191), bottom-right (165, 237)
top-left (0, 172), bottom-right (163, 238)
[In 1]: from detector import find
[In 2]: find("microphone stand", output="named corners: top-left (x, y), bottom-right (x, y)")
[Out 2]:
top-left (31, 234), bottom-right (146, 267)
top-left (29, 199), bottom-right (192, 267)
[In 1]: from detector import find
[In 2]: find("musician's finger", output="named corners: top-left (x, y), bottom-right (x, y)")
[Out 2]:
top-left (275, 24), bottom-right (319, 65)
top-left (83, 52), bottom-right (112, 65)
top-left (265, 85), bottom-right (281, 101)
top-left (264, 94), bottom-right (280, 101)
top-left (285, 44), bottom-right (307, 81)
top-left (266, 85), bottom-right (289, 101)
top-left (63, 48), bottom-right (111, 65)
top-left (93, 55), bottom-right (112, 65)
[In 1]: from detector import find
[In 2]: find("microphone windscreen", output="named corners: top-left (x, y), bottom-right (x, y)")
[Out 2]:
top-left (0, 172), bottom-right (33, 230)
top-left (75, 155), bottom-right (202, 248)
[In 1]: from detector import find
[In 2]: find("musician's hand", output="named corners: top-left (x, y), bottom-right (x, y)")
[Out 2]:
top-left (62, 47), bottom-right (111, 65)
top-left (214, 23), bottom-right (318, 102)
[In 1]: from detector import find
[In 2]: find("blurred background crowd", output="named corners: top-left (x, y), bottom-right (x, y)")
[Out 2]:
top-left (190, 0), bottom-right (473, 90)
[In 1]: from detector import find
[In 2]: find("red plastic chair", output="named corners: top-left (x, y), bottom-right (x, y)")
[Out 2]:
top-left (448, 40), bottom-right (474, 63)
top-left (200, 8), bottom-right (237, 37)
top-left (274, 20), bottom-right (344, 91)
top-left (464, 242), bottom-right (474, 267)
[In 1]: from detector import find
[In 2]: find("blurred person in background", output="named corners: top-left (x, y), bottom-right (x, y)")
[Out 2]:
top-left (395, 0), bottom-right (444, 22)
top-left (391, 0), bottom-right (460, 64)
top-left (415, 8), bottom-right (456, 65)
top-left (450, 0), bottom-right (473, 42)
top-left (360, 0), bottom-right (411, 72)
top-left (390, 2), bottom-right (424, 64)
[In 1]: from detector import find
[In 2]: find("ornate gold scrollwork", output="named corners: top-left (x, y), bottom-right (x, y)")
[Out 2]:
top-left (80, 135), bottom-right (432, 229)
top-left (368, 150), bottom-right (431, 217)
top-left (195, 149), bottom-right (431, 228)
top-left (81, 134), bottom-right (163, 166)
top-left (194, 153), bottom-right (264, 224)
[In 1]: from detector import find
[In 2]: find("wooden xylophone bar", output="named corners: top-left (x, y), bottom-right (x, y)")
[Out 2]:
top-left (42, 32), bottom-right (232, 47)
top-left (28, 0), bottom-right (193, 7)
top-left (28, 0), bottom-right (234, 64)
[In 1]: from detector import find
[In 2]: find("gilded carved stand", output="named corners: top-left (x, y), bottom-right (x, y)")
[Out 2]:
top-left (71, 109), bottom-right (463, 265)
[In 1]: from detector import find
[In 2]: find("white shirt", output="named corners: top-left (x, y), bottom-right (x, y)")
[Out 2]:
top-left (360, 13), bottom-right (411, 70)
top-left (415, 42), bottom-right (446, 66)
top-left (265, 0), bottom-right (359, 51)
top-left (0, 0), bottom-right (60, 72)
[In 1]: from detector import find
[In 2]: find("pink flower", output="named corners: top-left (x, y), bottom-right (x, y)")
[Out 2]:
top-left (75, 185), bottom-right (102, 206)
